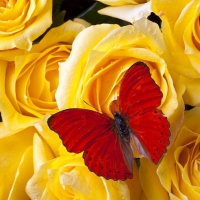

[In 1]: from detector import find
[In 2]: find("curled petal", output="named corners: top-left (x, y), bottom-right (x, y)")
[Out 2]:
top-left (98, 2), bottom-right (152, 23)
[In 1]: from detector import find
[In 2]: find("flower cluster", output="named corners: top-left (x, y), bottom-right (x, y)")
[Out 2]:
top-left (0, 0), bottom-right (199, 199)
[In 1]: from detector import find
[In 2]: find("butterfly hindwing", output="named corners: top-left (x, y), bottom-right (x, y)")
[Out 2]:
top-left (129, 109), bottom-right (170, 164)
top-left (48, 109), bottom-right (133, 180)
top-left (119, 62), bottom-right (170, 164)
top-left (83, 128), bottom-right (133, 180)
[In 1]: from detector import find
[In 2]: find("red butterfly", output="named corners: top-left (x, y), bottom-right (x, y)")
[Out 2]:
top-left (48, 62), bottom-right (170, 180)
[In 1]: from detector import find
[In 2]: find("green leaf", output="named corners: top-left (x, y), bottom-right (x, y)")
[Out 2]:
top-left (33, 10), bottom-right (66, 44)
top-left (77, 2), bottom-right (131, 26)
top-left (53, 0), bottom-right (64, 18)
top-left (52, 10), bottom-right (66, 27)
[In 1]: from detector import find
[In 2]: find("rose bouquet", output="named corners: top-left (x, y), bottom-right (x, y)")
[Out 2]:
top-left (0, 0), bottom-right (199, 199)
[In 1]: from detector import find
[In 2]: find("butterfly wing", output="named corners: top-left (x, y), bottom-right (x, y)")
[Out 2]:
top-left (119, 62), bottom-right (170, 164)
top-left (48, 109), bottom-right (133, 180)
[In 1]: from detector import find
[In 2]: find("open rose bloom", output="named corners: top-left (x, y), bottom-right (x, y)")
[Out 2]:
top-left (0, 20), bottom-right (87, 130)
top-left (57, 18), bottom-right (182, 144)
top-left (152, 0), bottom-right (200, 106)
top-left (145, 107), bottom-right (200, 199)
top-left (0, 0), bottom-right (199, 199)
top-left (0, 0), bottom-right (52, 50)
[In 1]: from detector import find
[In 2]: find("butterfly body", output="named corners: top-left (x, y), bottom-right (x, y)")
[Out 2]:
top-left (113, 112), bottom-right (130, 142)
top-left (48, 62), bottom-right (170, 180)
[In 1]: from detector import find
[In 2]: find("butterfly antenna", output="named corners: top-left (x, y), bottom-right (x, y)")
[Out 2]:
top-left (83, 100), bottom-right (94, 109)
top-left (113, 86), bottom-right (119, 113)
top-left (83, 100), bottom-right (103, 113)
top-left (114, 90), bottom-right (116, 112)
top-left (83, 100), bottom-right (114, 118)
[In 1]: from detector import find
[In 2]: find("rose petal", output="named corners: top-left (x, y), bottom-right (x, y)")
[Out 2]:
top-left (183, 107), bottom-right (200, 133)
top-left (181, 75), bottom-right (200, 106)
top-left (34, 115), bottom-right (64, 157)
top-left (8, 147), bottom-right (33, 199)
top-left (37, 20), bottom-right (87, 52)
top-left (33, 133), bottom-right (55, 172)
top-left (0, 126), bottom-right (34, 199)
top-left (151, 0), bottom-right (189, 28)
top-left (168, 78), bottom-right (185, 144)
top-left (98, 2), bottom-right (152, 23)
top-left (139, 158), bottom-right (169, 199)
top-left (73, 18), bottom-right (91, 28)
top-left (0, 60), bottom-right (41, 130)
top-left (126, 161), bottom-right (144, 199)
top-left (0, 0), bottom-right (52, 50)
top-left (157, 107), bottom-right (200, 199)
top-left (57, 24), bottom-right (119, 109)
top-left (26, 155), bottom-right (133, 200)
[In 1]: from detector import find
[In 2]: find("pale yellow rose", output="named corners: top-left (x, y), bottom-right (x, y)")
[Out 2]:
top-left (0, 0), bottom-right (52, 50)
top-left (26, 154), bottom-right (138, 200)
top-left (155, 107), bottom-right (200, 199)
top-left (152, 0), bottom-right (200, 106)
top-left (0, 116), bottom-right (141, 200)
top-left (57, 18), bottom-right (183, 146)
top-left (98, 0), bottom-right (151, 23)
top-left (0, 20), bottom-right (87, 131)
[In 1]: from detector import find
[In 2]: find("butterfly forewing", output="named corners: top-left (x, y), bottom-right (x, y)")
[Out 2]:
top-left (119, 62), bottom-right (163, 117)
top-left (119, 62), bottom-right (170, 164)
top-left (48, 109), bottom-right (133, 180)
top-left (48, 109), bottom-right (113, 153)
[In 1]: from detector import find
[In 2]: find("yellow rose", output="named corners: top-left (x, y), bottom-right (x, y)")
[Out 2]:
top-left (0, 116), bottom-right (141, 199)
top-left (152, 0), bottom-right (200, 106)
top-left (155, 107), bottom-right (200, 199)
top-left (56, 18), bottom-right (183, 146)
top-left (0, 20), bottom-right (87, 131)
top-left (26, 155), bottom-right (139, 199)
top-left (0, 0), bottom-right (52, 50)
top-left (98, 0), bottom-right (151, 23)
